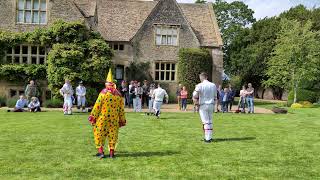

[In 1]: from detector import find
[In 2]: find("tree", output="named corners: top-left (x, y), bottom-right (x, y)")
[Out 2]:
top-left (195, 0), bottom-right (206, 3)
top-left (264, 19), bottom-right (320, 103)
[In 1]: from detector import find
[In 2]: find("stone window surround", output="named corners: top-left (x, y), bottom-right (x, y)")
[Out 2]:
top-left (154, 61), bottom-right (176, 82)
top-left (16, 0), bottom-right (47, 25)
top-left (154, 24), bottom-right (180, 46)
top-left (5, 44), bottom-right (48, 65)
top-left (109, 42), bottom-right (125, 51)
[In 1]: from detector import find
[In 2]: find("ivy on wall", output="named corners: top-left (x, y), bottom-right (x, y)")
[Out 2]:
top-left (0, 20), bottom-right (113, 104)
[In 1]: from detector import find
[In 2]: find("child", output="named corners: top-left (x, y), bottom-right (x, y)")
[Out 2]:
top-left (8, 95), bottom-right (28, 112)
top-left (220, 88), bottom-right (230, 113)
top-left (28, 97), bottom-right (41, 112)
top-left (60, 79), bottom-right (74, 115)
top-left (180, 86), bottom-right (188, 111)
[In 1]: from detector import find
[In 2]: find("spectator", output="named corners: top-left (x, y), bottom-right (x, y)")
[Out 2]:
top-left (176, 84), bottom-right (182, 110)
top-left (128, 81), bottom-right (134, 108)
top-left (220, 87), bottom-right (230, 113)
top-left (121, 80), bottom-right (129, 107)
top-left (28, 97), bottom-right (41, 112)
top-left (180, 86), bottom-right (188, 111)
top-left (246, 83), bottom-right (255, 113)
top-left (238, 85), bottom-right (247, 113)
top-left (228, 85), bottom-right (235, 111)
top-left (216, 85), bottom-right (222, 112)
top-left (148, 83), bottom-right (155, 114)
top-left (142, 80), bottom-right (149, 108)
top-left (25, 80), bottom-right (39, 102)
top-left (8, 95), bottom-right (28, 112)
top-left (134, 81), bottom-right (143, 112)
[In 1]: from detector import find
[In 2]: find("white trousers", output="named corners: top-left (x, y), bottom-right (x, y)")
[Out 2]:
top-left (77, 96), bottom-right (86, 107)
top-left (149, 98), bottom-right (154, 112)
top-left (153, 101), bottom-right (163, 114)
top-left (63, 98), bottom-right (73, 114)
top-left (133, 97), bottom-right (142, 112)
top-left (199, 104), bottom-right (214, 141)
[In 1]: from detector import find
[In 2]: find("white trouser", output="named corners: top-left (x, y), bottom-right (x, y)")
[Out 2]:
top-left (153, 101), bottom-right (163, 114)
top-left (77, 96), bottom-right (86, 107)
top-left (133, 97), bottom-right (141, 112)
top-left (199, 104), bottom-right (214, 141)
top-left (63, 98), bottom-right (73, 114)
top-left (149, 98), bottom-right (154, 112)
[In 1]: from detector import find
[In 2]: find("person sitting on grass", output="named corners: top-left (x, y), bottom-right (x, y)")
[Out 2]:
top-left (28, 97), bottom-right (41, 112)
top-left (7, 95), bottom-right (28, 112)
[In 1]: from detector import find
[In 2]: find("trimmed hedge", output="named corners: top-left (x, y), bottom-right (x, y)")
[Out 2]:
top-left (43, 98), bottom-right (63, 108)
top-left (6, 98), bottom-right (18, 108)
top-left (0, 96), bottom-right (6, 107)
top-left (287, 89), bottom-right (319, 105)
top-left (178, 48), bottom-right (212, 99)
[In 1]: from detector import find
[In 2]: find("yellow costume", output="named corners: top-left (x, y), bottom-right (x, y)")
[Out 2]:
top-left (88, 69), bottom-right (126, 158)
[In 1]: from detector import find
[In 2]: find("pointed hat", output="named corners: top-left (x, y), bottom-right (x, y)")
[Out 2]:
top-left (106, 68), bottom-right (113, 83)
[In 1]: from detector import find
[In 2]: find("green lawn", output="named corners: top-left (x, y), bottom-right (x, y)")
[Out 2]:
top-left (0, 108), bottom-right (319, 179)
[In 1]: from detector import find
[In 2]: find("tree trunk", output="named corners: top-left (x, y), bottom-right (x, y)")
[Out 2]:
top-left (293, 80), bottom-right (298, 103)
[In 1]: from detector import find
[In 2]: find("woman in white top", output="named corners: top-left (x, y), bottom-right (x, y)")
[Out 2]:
top-left (238, 85), bottom-right (247, 113)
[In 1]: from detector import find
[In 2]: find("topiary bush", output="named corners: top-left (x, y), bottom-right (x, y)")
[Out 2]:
top-left (178, 48), bottom-right (212, 99)
top-left (43, 99), bottom-right (63, 108)
top-left (287, 89), bottom-right (319, 105)
top-left (291, 103), bottom-right (303, 108)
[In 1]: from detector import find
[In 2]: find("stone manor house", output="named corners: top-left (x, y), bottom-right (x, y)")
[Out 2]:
top-left (0, 0), bottom-right (223, 100)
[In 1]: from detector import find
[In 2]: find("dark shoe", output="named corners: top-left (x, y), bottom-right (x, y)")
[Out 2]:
top-left (7, 110), bottom-right (11, 112)
top-left (204, 139), bottom-right (213, 143)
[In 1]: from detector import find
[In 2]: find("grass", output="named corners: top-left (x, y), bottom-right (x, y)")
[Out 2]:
top-left (0, 108), bottom-right (319, 179)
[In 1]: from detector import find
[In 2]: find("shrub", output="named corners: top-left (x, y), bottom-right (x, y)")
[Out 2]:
top-left (287, 89), bottom-right (319, 105)
top-left (43, 98), bottom-right (63, 108)
top-left (0, 96), bottom-right (6, 107)
top-left (7, 98), bottom-right (18, 108)
top-left (178, 48), bottom-right (212, 99)
top-left (86, 87), bottom-right (99, 107)
top-left (299, 101), bottom-right (314, 108)
top-left (291, 103), bottom-right (303, 109)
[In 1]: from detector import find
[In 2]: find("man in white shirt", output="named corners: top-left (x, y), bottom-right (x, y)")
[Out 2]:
top-left (60, 79), bottom-right (74, 115)
top-left (193, 72), bottom-right (217, 143)
top-left (152, 83), bottom-right (169, 118)
top-left (76, 81), bottom-right (86, 112)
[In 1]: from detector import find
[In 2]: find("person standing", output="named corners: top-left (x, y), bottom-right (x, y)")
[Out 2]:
top-left (152, 83), bottom-right (169, 118)
top-left (88, 68), bottom-right (126, 158)
top-left (216, 85), bottom-right (221, 113)
top-left (246, 83), bottom-right (255, 113)
top-left (238, 85), bottom-right (247, 113)
top-left (193, 72), bottom-right (217, 143)
top-left (128, 81), bottom-right (135, 108)
top-left (176, 84), bottom-right (182, 110)
top-left (228, 85), bottom-right (235, 111)
top-left (76, 81), bottom-right (86, 112)
top-left (25, 80), bottom-right (39, 102)
top-left (28, 97), bottom-right (41, 112)
top-left (60, 79), bottom-right (74, 115)
top-left (142, 80), bottom-right (149, 108)
top-left (134, 82), bottom-right (143, 112)
top-left (180, 86), bottom-right (188, 111)
top-left (121, 80), bottom-right (129, 107)
top-left (220, 88), bottom-right (230, 113)
top-left (148, 83), bottom-right (155, 114)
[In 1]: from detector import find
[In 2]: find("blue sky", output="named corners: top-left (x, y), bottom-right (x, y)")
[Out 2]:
top-left (176, 0), bottom-right (320, 20)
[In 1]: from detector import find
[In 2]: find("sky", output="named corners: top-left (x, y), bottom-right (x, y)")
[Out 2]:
top-left (176, 0), bottom-right (320, 20)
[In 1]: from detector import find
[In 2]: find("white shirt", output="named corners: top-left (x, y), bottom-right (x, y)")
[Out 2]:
top-left (76, 85), bottom-right (86, 96)
top-left (193, 80), bottom-right (217, 105)
top-left (152, 87), bottom-right (168, 102)
top-left (60, 83), bottom-right (74, 100)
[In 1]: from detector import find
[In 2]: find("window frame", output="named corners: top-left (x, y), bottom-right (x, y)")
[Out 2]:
top-left (154, 62), bottom-right (177, 82)
top-left (154, 24), bottom-right (180, 46)
top-left (5, 45), bottom-right (48, 64)
top-left (16, 0), bottom-right (47, 25)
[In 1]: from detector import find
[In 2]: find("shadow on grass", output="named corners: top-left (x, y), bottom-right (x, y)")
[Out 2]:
top-left (116, 150), bottom-right (180, 157)
top-left (213, 137), bottom-right (256, 143)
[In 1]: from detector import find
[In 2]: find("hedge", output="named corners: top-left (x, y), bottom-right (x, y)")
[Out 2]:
top-left (178, 48), bottom-right (212, 98)
top-left (43, 98), bottom-right (63, 108)
top-left (287, 89), bottom-right (319, 105)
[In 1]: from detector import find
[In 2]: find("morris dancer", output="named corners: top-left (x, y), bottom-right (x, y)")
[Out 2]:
top-left (76, 81), bottom-right (86, 112)
top-left (60, 79), bottom-right (74, 115)
top-left (152, 83), bottom-right (168, 119)
top-left (88, 69), bottom-right (126, 158)
top-left (193, 72), bottom-right (217, 143)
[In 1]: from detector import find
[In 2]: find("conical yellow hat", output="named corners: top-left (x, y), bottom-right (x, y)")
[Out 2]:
top-left (106, 68), bottom-right (113, 82)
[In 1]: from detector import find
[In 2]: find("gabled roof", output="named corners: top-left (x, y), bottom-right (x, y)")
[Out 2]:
top-left (74, 0), bottom-right (223, 47)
